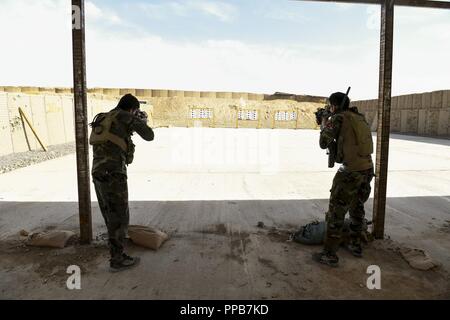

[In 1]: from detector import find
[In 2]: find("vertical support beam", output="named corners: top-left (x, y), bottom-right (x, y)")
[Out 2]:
top-left (72, 0), bottom-right (92, 244)
top-left (373, 0), bottom-right (394, 239)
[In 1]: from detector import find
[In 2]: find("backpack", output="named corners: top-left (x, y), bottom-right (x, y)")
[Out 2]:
top-left (291, 220), bottom-right (326, 245)
top-left (291, 219), bottom-right (372, 245)
top-left (89, 110), bottom-right (127, 152)
top-left (345, 111), bottom-right (374, 157)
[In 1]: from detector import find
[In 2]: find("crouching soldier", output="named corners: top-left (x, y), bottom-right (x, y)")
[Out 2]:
top-left (313, 91), bottom-right (374, 267)
top-left (89, 94), bottom-right (154, 272)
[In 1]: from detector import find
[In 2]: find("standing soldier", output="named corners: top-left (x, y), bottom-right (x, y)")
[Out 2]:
top-left (313, 91), bottom-right (374, 267)
top-left (89, 94), bottom-right (154, 272)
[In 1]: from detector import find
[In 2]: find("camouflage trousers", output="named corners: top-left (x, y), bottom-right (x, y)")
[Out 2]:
top-left (92, 171), bottom-right (130, 263)
top-left (324, 167), bottom-right (374, 254)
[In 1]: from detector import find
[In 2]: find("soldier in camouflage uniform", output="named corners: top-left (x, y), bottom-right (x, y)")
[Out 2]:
top-left (313, 92), bottom-right (374, 267)
top-left (89, 94), bottom-right (154, 272)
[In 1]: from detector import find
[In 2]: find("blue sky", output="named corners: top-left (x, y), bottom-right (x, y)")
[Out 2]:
top-left (0, 0), bottom-right (449, 99)
top-left (91, 0), bottom-right (373, 44)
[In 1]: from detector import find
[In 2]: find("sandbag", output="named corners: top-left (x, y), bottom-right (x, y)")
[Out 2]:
top-left (400, 247), bottom-right (440, 271)
top-left (128, 225), bottom-right (168, 250)
top-left (27, 230), bottom-right (76, 248)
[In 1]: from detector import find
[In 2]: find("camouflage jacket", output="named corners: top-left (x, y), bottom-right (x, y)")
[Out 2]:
top-left (91, 107), bottom-right (154, 175)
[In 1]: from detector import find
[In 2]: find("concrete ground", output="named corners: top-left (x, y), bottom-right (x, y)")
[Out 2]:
top-left (0, 128), bottom-right (449, 299)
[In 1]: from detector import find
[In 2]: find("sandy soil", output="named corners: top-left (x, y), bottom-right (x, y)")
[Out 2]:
top-left (0, 222), bottom-right (448, 300)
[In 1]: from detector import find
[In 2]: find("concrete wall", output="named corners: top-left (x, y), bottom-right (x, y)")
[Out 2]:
top-left (0, 92), bottom-right (118, 156)
top-left (0, 86), bottom-right (327, 103)
top-left (353, 90), bottom-right (450, 137)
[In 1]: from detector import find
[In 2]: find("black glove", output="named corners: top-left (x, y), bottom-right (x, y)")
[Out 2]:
top-left (133, 110), bottom-right (148, 122)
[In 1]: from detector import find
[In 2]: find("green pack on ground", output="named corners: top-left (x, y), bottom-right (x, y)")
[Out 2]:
top-left (291, 219), bottom-right (372, 245)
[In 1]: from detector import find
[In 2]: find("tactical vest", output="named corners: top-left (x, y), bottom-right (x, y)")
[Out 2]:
top-left (89, 110), bottom-right (128, 152)
top-left (336, 110), bottom-right (374, 171)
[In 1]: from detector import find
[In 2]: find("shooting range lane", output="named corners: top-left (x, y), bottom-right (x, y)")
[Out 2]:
top-left (0, 128), bottom-right (449, 298)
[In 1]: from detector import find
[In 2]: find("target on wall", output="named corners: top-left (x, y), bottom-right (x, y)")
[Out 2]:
top-left (273, 109), bottom-right (299, 129)
top-left (236, 109), bottom-right (260, 128)
top-left (188, 107), bottom-right (214, 127)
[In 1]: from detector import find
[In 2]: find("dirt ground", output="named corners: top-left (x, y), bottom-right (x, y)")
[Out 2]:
top-left (0, 221), bottom-right (448, 300)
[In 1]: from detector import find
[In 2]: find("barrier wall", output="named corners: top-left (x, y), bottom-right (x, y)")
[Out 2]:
top-left (0, 86), bottom-right (322, 103)
top-left (353, 90), bottom-right (450, 137)
top-left (1, 87), bottom-right (447, 158)
top-left (141, 96), bottom-right (319, 129)
top-left (0, 92), bottom-right (118, 156)
top-left (0, 87), bottom-right (322, 157)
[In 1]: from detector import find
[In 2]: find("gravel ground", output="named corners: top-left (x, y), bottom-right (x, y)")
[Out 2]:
top-left (0, 142), bottom-right (75, 174)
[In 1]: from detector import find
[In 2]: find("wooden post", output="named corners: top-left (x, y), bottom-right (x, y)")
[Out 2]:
top-left (372, 0), bottom-right (394, 239)
top-left (18, 108), bottom-right (31, 151)
top-left (18, 107), bottom-right (48, 152)
top-left (72, 0), bottom-right (92, 244)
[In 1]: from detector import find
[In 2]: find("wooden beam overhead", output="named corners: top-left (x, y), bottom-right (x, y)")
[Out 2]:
top-left (291, 0), bottom-right (450, 9)
top-left (396, 0), bottom-right (450, 9)
top-left (291, 0), bottom-right (381, 5)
